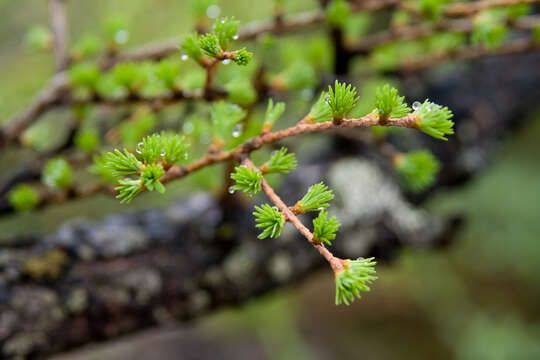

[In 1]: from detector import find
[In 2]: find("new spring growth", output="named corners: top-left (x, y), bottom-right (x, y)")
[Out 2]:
top-left (374, 84), bottom-right (411, 121)
top-left (263, 99), bottom-right (286, 133)
top-left (226, 77), bottom-right (257, 106)
top-left (72, 34), bottom-right (103, 59)
top-left (394, 150), bottom-right (441, 192)
top-left (103, 132), bottom-right (189, 203)
top-left (181, 33), bottom-right (203, 61)
top-left (335, 258), bottom-right (378, 305)
top-left (115, 179), bottom-right (142, 204)
top-left (8, 184), bottom-right (40, 212)
top-left (183, 18), bottom-right (253, 66)
top-left (306, 92), bottom-right (333, 124)
top-left (42, 158), bottom-right (73, 190)
top-left (232, 48), bottom-right (253, 66)
top-left (69, 63), bottom-right (101, 92)
top-left (213, 17), bottom-right (240, 49)
top-left (253, 204), bottom-right (285, 239)
top-left (472, 10), bottom-right (508, 49)
top-left (154, 59), bottom-right (181, 90)
top-left (313, 210), bottom-right (341, 245)
top-left (104, 150), bottom-right (141, 177)
top-left (327, 80), bottom-right (359, 121)
top-left (327, 0), bottom-right (350, 28)
top-left (419, 0), bottom-right (445, 20)
top-left (104, 14), bottom-right (130, 47)
top-left (413, 100), bottom-right (454, 140)
top-left (295, 182), bottom-right (334, 213)
top-left (141, 164), bottom-right (166, 193)
top-left (230, 165), bottom-right (263, 195)
top-left (26, 25), bottom-right (53, 51)
top-left (211, 101), bottom-right (246, 144)
top-left (199, 34), bottom-right (222, 58)
top-left (261, 147), bottom-right (297, 174)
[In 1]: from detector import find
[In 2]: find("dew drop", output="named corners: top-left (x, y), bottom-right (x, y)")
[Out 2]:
top-left (221, 59), bottom-right (231, 65)
top-left (232, 124), bottom-right (243, 138)
top-left (136, 142), bottom-right (143, 154)
top-left (412, 101), bottom-right (421, 111)
top-left (114, 30), bottom-right (129, 45)
top-left (181, 54), bottom-right (189, 61)
top-left (184, 153), bottom-right (189, 160)
top-left (221, 19), bottom-right (226, 23)
top-left (206, 5), bottom-right (221, 19)
top-left (160, 149), bottom-right (166, 157)
top-left (233, 34), bottom-right (239, 40)
top-left (228, 186), bottom-right (235, 194)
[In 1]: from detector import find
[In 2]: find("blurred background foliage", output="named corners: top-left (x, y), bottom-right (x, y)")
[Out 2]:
top-left (1, 0), bottom-right (540, 359)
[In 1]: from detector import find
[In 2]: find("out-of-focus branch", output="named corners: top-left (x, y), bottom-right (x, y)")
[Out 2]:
top-left (399, 37), bottom-right (540, 73)
top-left (116, 0), bottom-right (399, 64)
top-left (0, 73), bottom-right (69, 148)
top-left (445, 0), bottom-right (540, 17)
top-left (3, 0), bottom-right (538, 150)
top-left (47, 0), bottom-right (70, 71)
top-left (349, 15), bottom-right (540, 54)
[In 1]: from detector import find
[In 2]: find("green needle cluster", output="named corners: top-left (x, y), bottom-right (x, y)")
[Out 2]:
top-left (296, 182), bottom-right (334, 213)
top-left (374, 84), bottom-right (411, 120)
top-left (395, 150), bottom-right (441, 192)
top-left (335, 258), bottom-right (377, 305)
top-left (230, 165), bottom-right (263, 195)
top-left (253, 204), bottom-right (285, 239)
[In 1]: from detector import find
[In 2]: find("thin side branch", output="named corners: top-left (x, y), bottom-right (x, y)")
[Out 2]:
top-left (0, 114), bottom-right (416, 214)
top-left (242, 158), bottom-right (345, 273)
top-left (400, 36), bottom-right (540, 73)
top-left (47, 0), bottom-right (70, 71)
top-left (349, 15), bottom-right (540, 54)
top-left (445, 0), bottom-right (540, 17)
top-left (0, 73), bottom-right (69, 147)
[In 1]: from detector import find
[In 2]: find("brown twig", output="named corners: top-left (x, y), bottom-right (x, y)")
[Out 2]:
top-left (444, 0), bottom-right (540, 17)
top-left (0, 73), bottom-right (69, 148)
top-left (47, 0), bottom-right (70, 71)
top-left (156, 114), bottom-right (417, 184)
top-left (242, 158), bottom-right (345, 273)
top-left (2, 114), bottom-right (417, 215)
top-left (349, 15), bottom-right (540, 54)
top-left (400, 36), bottom-right (540, 73)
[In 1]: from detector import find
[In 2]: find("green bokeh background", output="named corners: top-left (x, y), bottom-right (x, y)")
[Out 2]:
top-left (1, 1), bottom-right (540, 359)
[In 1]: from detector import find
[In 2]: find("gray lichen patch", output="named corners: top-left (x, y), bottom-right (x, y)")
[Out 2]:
top-left (223, 244), bottom-right (256, 287)
top-left (65, 288), bottom-right (88, 314)
top-left (117, 268), bottom-right (162, 306)
top-left (187, 290), bottom-right (211, 314)
top-left (329, 158), bottom-right (443, 247)
top-left (87, 225), bottom-right (148, 257)
top-left (268, 252), bottom-right (294, 283)
top-left (3, 332), bottom-right (46, 357)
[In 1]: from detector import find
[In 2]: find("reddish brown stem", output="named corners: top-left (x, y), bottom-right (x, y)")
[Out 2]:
top-left (243, 158), bottom-right (344, 273)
